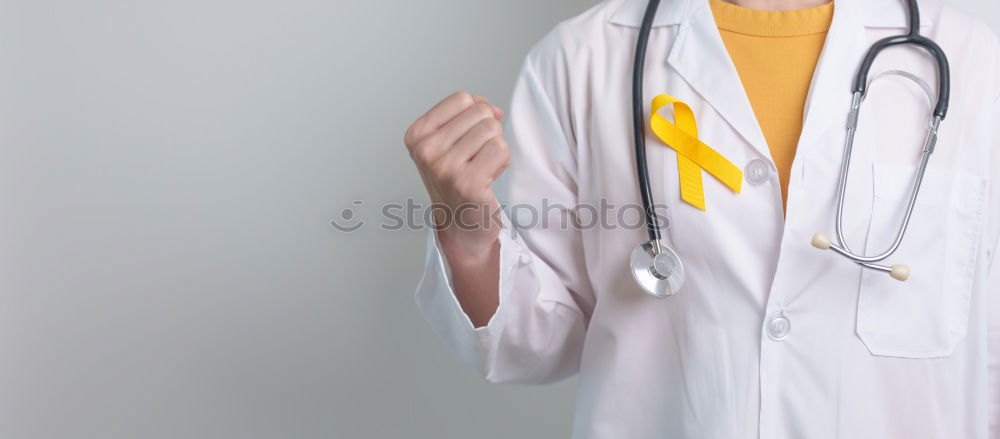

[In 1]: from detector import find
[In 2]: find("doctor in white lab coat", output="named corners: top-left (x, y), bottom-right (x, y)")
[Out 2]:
top-left (403, 0), bottom-right (1000, 437)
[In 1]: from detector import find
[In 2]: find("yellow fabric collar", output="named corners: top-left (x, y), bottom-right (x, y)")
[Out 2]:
top-left (709, 0), bottom-right (834, 37)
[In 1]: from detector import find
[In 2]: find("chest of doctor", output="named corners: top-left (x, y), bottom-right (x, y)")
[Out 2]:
top-left (529, 16), bottom-right (997, 363)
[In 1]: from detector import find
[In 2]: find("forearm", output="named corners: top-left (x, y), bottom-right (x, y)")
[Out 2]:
top-left (438, 229), bottom-right (501, 328)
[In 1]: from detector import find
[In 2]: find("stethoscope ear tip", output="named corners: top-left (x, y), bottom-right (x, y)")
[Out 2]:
top-left (811, 232), bottom-right (832, 250)
top-left (890, 264), bottom-right (910, 281)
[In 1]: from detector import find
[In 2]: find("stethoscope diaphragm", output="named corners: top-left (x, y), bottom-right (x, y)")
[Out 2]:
top-left (629, 240), bottom-right (685, 298)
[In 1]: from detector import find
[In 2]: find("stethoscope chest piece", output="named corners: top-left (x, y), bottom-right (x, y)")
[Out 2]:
top-left (629, 240), bottom-right (685, 298)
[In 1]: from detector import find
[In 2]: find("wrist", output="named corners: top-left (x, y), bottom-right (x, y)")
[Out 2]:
top-left (437, 228), bottom-right (499, 266)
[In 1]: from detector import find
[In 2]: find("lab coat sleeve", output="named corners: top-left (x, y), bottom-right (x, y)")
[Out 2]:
top-left (989, 85), bottom-right (1000, 439)
top-left (414, 42), bottom-right (594, 384)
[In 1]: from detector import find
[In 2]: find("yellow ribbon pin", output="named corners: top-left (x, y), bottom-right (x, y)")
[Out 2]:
top-left (650, 94), bottom-right (743, 210)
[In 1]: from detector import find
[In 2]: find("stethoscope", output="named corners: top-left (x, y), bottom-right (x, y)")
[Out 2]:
top-left (628, 0), bottom-right (950, 298)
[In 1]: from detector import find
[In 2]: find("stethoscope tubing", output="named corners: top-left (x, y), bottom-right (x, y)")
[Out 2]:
top-left (828, 0), bottom-right (950, 271)
top-left (632, 0), bottom-right (664, 245)
top-left (852, 0), bottom-right (951, 119)
top-left (630, 0), bottom-right (950, 282)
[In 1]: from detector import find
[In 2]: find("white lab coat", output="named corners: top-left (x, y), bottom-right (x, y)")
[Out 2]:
top-left (415, 0), bottom-right (1000, 437)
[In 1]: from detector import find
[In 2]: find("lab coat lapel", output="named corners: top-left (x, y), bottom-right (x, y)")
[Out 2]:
top-left (796, 0), bottom-right (870, 152)
top-left (666, 1), bottom-right (769, 159)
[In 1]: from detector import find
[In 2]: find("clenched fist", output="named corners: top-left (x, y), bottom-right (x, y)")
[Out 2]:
top-left (404, 91), bottom-right (511, 259)
top-left (404, 91), bottom-right (510, 326)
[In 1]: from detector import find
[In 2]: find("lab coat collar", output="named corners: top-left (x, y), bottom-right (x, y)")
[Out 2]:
top-left (791, 0), bottom-right (943, 159)
top-left (608, 0), bottom-right (690, 28)
top-left (607, 0), bottom-right (939, 30)
top-left (796, 0), bottom-right (870, 153)
top-left (663, 0), bottom-right (771, 158)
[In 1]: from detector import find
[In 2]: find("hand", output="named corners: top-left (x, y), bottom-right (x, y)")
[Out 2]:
top-left (404, 91), bottom-right (511, 261)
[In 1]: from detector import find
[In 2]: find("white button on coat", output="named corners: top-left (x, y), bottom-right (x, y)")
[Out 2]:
top-left (745, 158), bottom-right (773, 185)
top-left (767, 314), bottom-right (792, 340)
top-left (414, 0), bottom-right (1000, 437)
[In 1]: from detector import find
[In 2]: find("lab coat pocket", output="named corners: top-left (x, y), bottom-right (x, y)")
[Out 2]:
top-left (856, 164), bottom-right (986, 359)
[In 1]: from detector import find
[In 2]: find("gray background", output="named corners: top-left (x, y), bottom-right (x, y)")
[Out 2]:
top-left (0, 0), bottom-right (996, 438)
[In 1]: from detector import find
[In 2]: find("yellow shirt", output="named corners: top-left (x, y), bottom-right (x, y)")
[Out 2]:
top-left (709, 0), bottom-right (833, 211)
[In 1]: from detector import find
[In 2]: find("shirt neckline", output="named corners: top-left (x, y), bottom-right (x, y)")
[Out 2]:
top-left (709, 0), bottom-right (834, 37)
